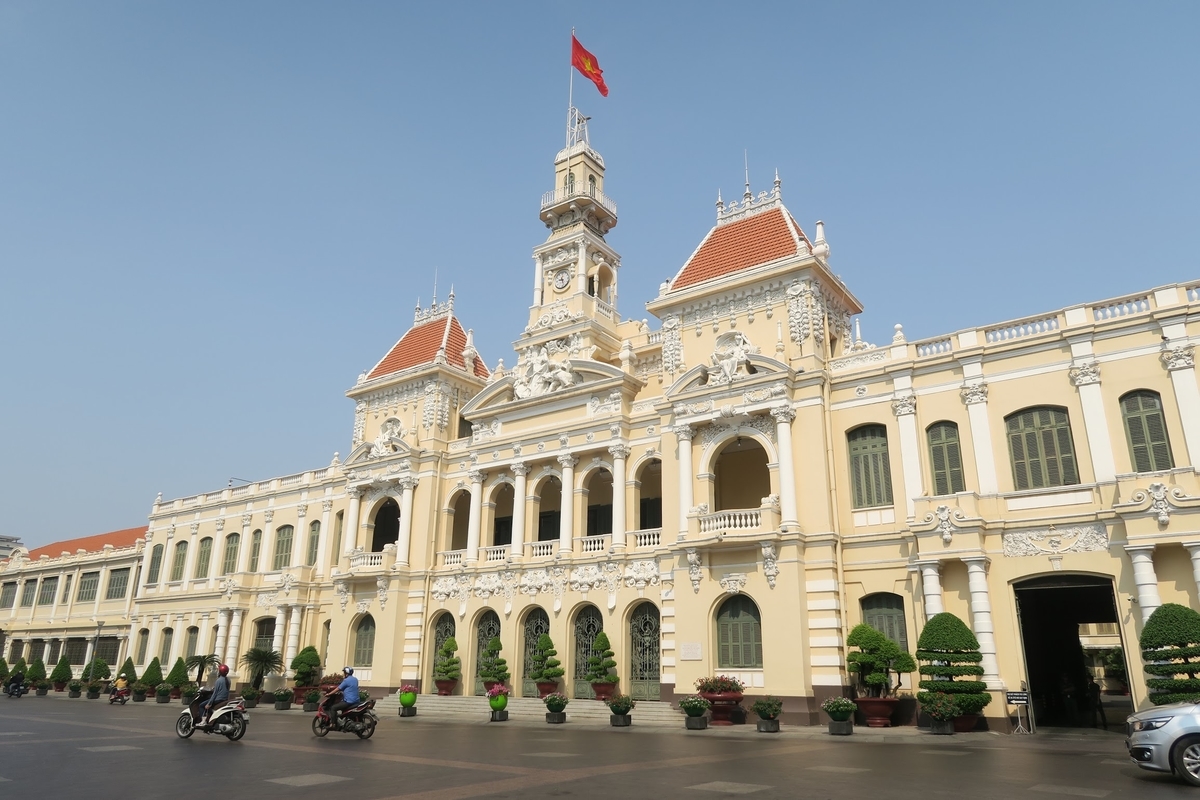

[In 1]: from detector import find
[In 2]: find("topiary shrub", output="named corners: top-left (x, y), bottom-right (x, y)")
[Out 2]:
top-left (528, 634), bottom-right (564, 682)
top-left (141, 657), bottom-right (163, 688)
top-left (27, 658), bottom-right (47, 683)
top-left (478, 637), bottom-right (510, 684)
top-left (11, 658), bottom-right (27, 677)
top-left (1140, 602), bottom-right (1200, 705)
top-left (916, 612), bottom-right (991, 716)
top-left (50, 656), bottom-right (73, 685)
top-left (433, 637), bottom-right (461, 681)
top-left (0, 657), bottom-right (8, 682)
top-left (165, 657), bottom-right (190, 689)
top-left (117, 657), bottom-right (138, 684)
top-left (291, 646), bottom-right (321, 687)
top-left (585, 632), bottom-right (617, 684)
top-left (82, 658), bottom-right (110, 681)
top-left (846, 624), bottom-right (915, 698)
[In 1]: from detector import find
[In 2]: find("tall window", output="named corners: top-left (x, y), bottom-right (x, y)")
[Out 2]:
top-left (306, 521), bottom-right (320, 567)
top-left (160, 628), bottom-right (174, 663)
top-left (716, 595), bottom-right (763, 669)
top-left (60, 574), bottom-right (72, 603)
top-left (77, 571), bottom-right (100, 603)
top-left (185, 627), bottom-right (199, 659)
top-left (331, 512), bottom-right (343, 568)
top-left (272, 526), bottom-right (294, 571)
top-left (354, 615), bottom-right (376, 667)
top-left (927, 422), bottom-right (966, 495)
top-left (37, 577), bottom-right (58, 606)
top-left (848, 425), bottom-right (894, 508)
top-left (221, 533), bottom-right (240, 576)
top-left (105, 568), bottom-right (130, 600)
top-left (1121, 391), bottom-right (1174, 473)
top-left (253, 618), bottom-right (274, 650)
top-left (249, 530), bottom-right (262, 572)
top-left (0, 583), bottom-right (16, 609)
top-left (169, 542), bottom-right (188, 582)
top-left (1005, 406), bottom-right (1079, 490)
top-left (862, 593), bottom-right (909, 653)
top-left (135, 629), bottom-right (149, 664)
top-left (194, 538), bottom-right (213, 580)
top-left (20, 581), bottom-right (37, 607)
top-left (146, 544), bottom-right (164, 584)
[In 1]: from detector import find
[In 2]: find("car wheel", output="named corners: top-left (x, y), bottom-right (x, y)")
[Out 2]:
top-left (312, 716), bottom-right (329, 737)
top-left (175, 714), bottom-right (195, 739)
top-left (1172, 736), bottom-right (1200, 787)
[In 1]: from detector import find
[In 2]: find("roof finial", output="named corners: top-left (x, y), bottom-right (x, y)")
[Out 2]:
top-left (432, 268), bottom-right (438, 306)
top-left (773, 168), bottom-right (781, 196)
top-left (448, 284), bottom-right (455, 308)
top-left (743, 150), bottom-right (751, 201)
top-left (715, 189), bottom-right (724, 213)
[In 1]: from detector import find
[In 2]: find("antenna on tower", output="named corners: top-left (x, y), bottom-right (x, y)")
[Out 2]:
top-left (743, 150), bottom-right (752, 201)
top-left (432, 268), bottom-right (438, 305)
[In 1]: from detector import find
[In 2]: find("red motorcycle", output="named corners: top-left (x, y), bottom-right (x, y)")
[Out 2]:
top-left (109, 687), bottom-right (130, 705)
top-left (312, 690), bottom-right (377, 739)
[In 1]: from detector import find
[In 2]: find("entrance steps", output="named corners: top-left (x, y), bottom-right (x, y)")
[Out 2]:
top-left (373, 694), bottom-right (683, 726)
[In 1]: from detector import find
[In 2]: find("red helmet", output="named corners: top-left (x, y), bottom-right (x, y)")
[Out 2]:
top-left (218, 664), bottom-right (229, 676)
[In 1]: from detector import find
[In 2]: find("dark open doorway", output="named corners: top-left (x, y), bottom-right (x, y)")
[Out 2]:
top-left (371, 499), bottom-right (400, 552)
top-left (1014, 574), bottom-right (1132, 728)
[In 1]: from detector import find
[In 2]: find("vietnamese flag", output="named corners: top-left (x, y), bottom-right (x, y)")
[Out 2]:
top-left (571, 35), bottom-right (608, 97)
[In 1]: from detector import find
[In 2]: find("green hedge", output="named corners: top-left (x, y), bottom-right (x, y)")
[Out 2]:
top-left (1140, 603), bottom-right (1200, 705)
top-left (916, 612), bottom-right (991, 716)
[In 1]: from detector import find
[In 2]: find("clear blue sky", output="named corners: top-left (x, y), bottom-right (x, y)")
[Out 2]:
top-left (2, 2), bottom-right (1197, 549)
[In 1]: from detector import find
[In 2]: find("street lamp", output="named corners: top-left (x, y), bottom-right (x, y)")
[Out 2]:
top-left (85, 621), bottom-right (105, 683)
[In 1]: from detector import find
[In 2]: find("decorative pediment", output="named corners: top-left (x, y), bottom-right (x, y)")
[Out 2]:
top-left (460, 360), bottom-right (636, 415)
top-left (344, 434), bottom-right (416, 466)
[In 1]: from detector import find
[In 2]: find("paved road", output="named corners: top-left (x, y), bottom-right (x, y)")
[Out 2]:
top-left (0, 697), bottom-right (1191, 799)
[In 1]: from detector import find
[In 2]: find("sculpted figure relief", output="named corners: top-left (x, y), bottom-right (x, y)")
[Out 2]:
top-left (513, 345), bottom-right (580, 399)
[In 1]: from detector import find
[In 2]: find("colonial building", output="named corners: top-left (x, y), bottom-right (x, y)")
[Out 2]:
top-left (4, 113), bottom-right (1200, 727)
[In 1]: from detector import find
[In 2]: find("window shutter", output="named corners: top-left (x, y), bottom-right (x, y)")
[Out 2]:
top-left (946, 435), bottom-right (965, 493)
top-left (848, 426), bottom-right (893, 508)
top-left (1122, 391), bottom-right (1174, 473)
top-left (1006, 407), bottom-right (1078, 489)
top-left (718, 617), bottom-right (731, 667)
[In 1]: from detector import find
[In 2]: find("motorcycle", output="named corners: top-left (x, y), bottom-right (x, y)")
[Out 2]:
top-left (5, 682), bottom-right (23, 698)
top-left (176, 688), bottom-right (248, 741)
top-left (109, 687), bottom-right (130, 705)
top-left (312, 690), bottom-right (377, 739)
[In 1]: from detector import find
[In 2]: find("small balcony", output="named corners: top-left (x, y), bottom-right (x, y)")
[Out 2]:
top-left (629, 529), bottom-right (662, 550)
top-left (540, 183), bottom-right (617, 217)
top-left (527, 541), bottom-right (556, 559)
top-left (689, 501), bottom-right (780, 539)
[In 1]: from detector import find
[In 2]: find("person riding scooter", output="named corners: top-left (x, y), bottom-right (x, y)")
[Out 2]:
top-left (7, 668), bottom-right (25, 697)
top-left (199, 664), bottom-right (231, 728)
top-left (324, 667), bottom-right (359, 730)
top-left (109, 673), bottom-right (129, 698)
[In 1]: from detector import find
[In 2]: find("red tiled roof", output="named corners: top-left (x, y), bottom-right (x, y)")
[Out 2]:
top-left (672, 208), bottom-right (810, 290)
top-left (26, 526), bottom-right (147, 560)
top-left (367, 315), bottom-right (489, 381)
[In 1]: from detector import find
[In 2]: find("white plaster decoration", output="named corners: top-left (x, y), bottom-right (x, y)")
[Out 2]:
top-left (745, 384), bottom-right (787, 404)
top-left (278, 573), bottom-right (297, 595)
top-left (1126, 546), bottom-right (1162, 622)
top-left (699, 415), bottom-right (776, 448)
top-left (355, 600), bottom-right (370, 615)
top-left (474, 571), bottom-right (518, 615)
top-left (707, 332), bottom-right (758, 385)
top-left (623, 560), bottom-right (661, 596)
top-left (214, 519), bottom-right (225, 532)
top-left (353, 401), bottom-right (366, 447)
top-left (264, 510), bottom-right (274, 525)
top-left (531, 299), bottom-right (586, 330)
top-left (686, 549), bottom-right (702, 593)
top-left (422, 382), bottom-right (450, 431)
top-left (1001, 524), bottom-right (1108, 557)
top-left (519, 567), bottom-right (568, 613)
top-left (512, 346), bottom-right (581, 399)
top-left (919, 563), bottom-right (945, 620)
top-left (1129, 482), bottom-right (1193, 526)
top-left (960, 382), bottom-right (989, 405)
top-left (760, 543), bottom-right (779, 589)
top-left (369, 418), bottom-right (405, 457)
top-left (786, 279), bottom-right (821, 346)
top-left (256, 592), bottom-right (279, 608)
top-left (661, 315), bottom-right (683, 373)
top-left (376, 576), bottom-right (389, 610)
top-left (218, 577), bottom-right (238, 600)
top-left (674, 399), bottom-right (714, 417)
top-left (718, 573), bottom-right (747, 594)
top-left (924, 505), bottom-right (966, 545)
top-left (322, 499), bottom-right (334, 513)
top-left (333, 580), bottom-right (349, 612)
top-left (1068, 360), bottom-right (1101, 387)
top-left (891, 394), bottom-right (917, 416)
top-left (768, 405), bottom-right (795, 425)
top-left (1161, 344), bottom-right (1196, 371)
top-left (471, 419), bottom-right (501, 443)
top-left (588, 392), bottom-right (623, 416)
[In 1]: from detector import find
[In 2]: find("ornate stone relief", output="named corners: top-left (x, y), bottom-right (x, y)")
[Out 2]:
top-left (369, 418), bottom-right (405, 457)
top-left (256, 592), bottom-right (278, 608)
top-left (1068, 360), bottom-right (1101, 387)
top-left (623, 560), bottom-right (660, 596)
top-left (1161, 344), bottom-right (1195, 371)
top-left (661, 315), bottom-right (683, 373)
top-left (376, 576), bottom-right (389, 610)
top-left (745, 384), bottom-right (787, 405)
top-left (960, 382), bottom-right (989, 405)
top-left (699, 414), bottom-right (776, 447)
top-left (333, 580), bottom-right (349, 612)
top-left (761, 543), bottom-right (779, 589)
top-left (352, 400), bottom-right (366, 446)
top-left (1001, 524), bottom-right (1108, 558)
top-left (471, 419), bottom-right (501, 443)
top-left (891, 394), bottom-right (917, 416)
top-left (686, 548), bottom-right (702, 593)
top-left (431, 574), bottom-right (474, 618)
top-left (356, 600), bottom-right (370, 615)
top-left (474, 571), bottom-right (519, 615)
top-left (214, 519), bottom-right (225, 532)
top-left (278, 573), bottom-right (297, 595)
top-left (1129, 482), bottom-right (1194, 527)
top-left (218, 577), bottom-right (238, 599)
top-left (588, 391), bottom-right (623, 415)
top-left (707, 332), bottom-right (758, 385)
top-left (519, 567), bottom-right (569, 613)
top-left (569, 563), bottom-right (622, 611)
top-left (422, 382), bottom-right (450, 431)
top-left (513, 345), bottom-right (580, 399)
top-left (924, 505), bottom-right (966, 545)
top-left (718, 573), bottom-right (748, 594)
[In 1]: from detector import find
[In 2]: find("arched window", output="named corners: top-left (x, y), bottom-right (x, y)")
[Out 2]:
top-left (331, 512), bottom-right (344, 567)
top-left (637, 459), bottom-right (662, 530)
top-left (272, 525), bottom-right (293, 570)
top-left (253, 618), bottom-right (275, 650)
top-left (306, 521), bottom-right (321, 566)
top-left (848, 425), bottom-right (893, 508)
top-left (1121, 391), bottom-right (1174, 473)
top-left (713, 438), bottom-right (770, 511)
top-left (1005, 407), bottom-right (1079, 490)
top-left (221, 533), bottom-right (240, 576)
top-left (249, 530), bottom-right (262, 572)
top-left (160, 627), bottom-right (174, 664)
top-left (354, 615), bottom-right (376, 667)
top-left (565, 171), bottom-right (575, 190)
top-left (169, 542), bottom-right (188, 582)
top-left (146, 544), bottom-right (164, 585)
top-left (371, 499), bottom-right (399, 553)
top-left (135, 629), bottom-right (149, 665)
top-left (185, 626), bottom-right (199, 659)
top-left (194, 537), bottom-right (213, 580)
top-left (585, 469), bottom-right (614, 536)
top-left (861, 593), bottom-right (909, 653)
top-left (927, 422), bottom-right (965, 496)
top-left (588, 174), bottom-right (597, 195)
top-left (716, 595), bottom-right (763, 669)
top-left (474, 610), bottom-right (502, 695)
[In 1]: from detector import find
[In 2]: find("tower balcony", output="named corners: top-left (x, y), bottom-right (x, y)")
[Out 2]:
top-left (540, 183), bottom-right (618, 232)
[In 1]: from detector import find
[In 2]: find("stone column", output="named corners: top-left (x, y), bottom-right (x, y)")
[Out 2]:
top-left (1068, 360), bottom-right (1117, 483)
top-left (960, 381), bottom-right (999, 494)
top-left (395, 477), bottom-right (416, 567)
top-left (90, 565), bottom-right (108, 618)
top-left (315, 499), bottom-right (334, 577)
top-left (1185, 544), bottom-right (1200, 600)
top-left (262, 510), bottom-right (275, 571)
top-left (1126, 545), bottom-right (1162, 623)
top-left (1162, 344), bottom-right (1200, 467)
top-left (214, 609), bottom-right (230, 667)
top-left (146, 616), bottom-right (161, 668)
top-left (271, 605), bottom-right (287, 654)
top-left (676, 425), bottom-right (695, 540)
top-left (609, 444), bottom-right (630, 551)
top-left (919, 562), bottom-right (945, 620)
top-left (134, 529), bottom-right (155, 600)
top-left (770, 406), bottom-right (800, 531)
top-left (511, 463), bottom-right (528, 560)
top-left (963, 557), bottom-right (1002, 689)
top-left (182, 523), bottom-right (201, 585)
top-left (235, 514), bottom-right (253, 574)
top-left (465, 470), bottom-right (486, 563)
top-left (892, 394), bottom-right (923, 519)
top-left (557, 455), bottom-right (577, 555)
top-left (284, 605), bottom-right (302, 676)
top-left (344, 489), bottom-right (363, 555)
top-left (48, 568), bottom-right (66, 621)
top-left (224, 609), bottom-right (244, 670)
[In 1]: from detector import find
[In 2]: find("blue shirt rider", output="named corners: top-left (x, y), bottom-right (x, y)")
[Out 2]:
top-left (326, 667), bottom-right (359, 729)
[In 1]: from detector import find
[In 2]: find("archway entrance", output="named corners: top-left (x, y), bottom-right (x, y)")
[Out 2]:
top-left (371, 498), bottom-right (400, 552)
top-left (629, 602), bottom-right (660, 701)
top-left (521, 607), bottom-right (550, 697)
top-left (474, 610), bottom-right (501, 696)
top-left (572, 604), bottom-right (603, 699)
top-left (1014, 574), bottom-right (1132, 728)
top-left (431, 613), bottom-right (455, 693)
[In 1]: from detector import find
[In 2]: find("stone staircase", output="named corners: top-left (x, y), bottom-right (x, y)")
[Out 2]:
top-left (373, 694), bottom-right (683, 726)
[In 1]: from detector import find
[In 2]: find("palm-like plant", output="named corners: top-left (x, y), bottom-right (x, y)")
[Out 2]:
top-left (186, 653), bottom-right (221, 684)
top-left (239, 648), bottom-right (284, 689)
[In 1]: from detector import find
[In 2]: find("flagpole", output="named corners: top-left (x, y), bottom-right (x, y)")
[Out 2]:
top-left (567, 28), bottom-right (575, 147)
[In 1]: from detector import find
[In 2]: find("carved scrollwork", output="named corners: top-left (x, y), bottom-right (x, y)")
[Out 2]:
top-left (1001, 524), bottom-right (1108, 558)
top-left (924, 505), bottom-right (966, 544)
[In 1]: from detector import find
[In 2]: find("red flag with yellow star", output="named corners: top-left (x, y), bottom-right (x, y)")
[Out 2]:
top-left (571, 35), bottom-right (608, 97)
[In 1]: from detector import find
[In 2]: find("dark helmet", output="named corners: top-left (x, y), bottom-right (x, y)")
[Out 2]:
top-left (342, 666), bottom-right (354, 676)
top-left (217, 664), bottom-right (229, 676)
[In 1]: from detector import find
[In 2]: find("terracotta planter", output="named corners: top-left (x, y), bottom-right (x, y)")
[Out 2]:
top-left (53, 682), bottom-right (67, 692)
top-left (292, 686), bottom-right (317, 705)
top-left (591, 682), bottom-right (617, 703)
top-left (170, 688), bottom-right (181, 699)
top-left (536, 681), bottom-right (560, 699)
top-left (483, 680), bottom-right (499, 693)
top-left (853, 696), bottom-right (898, 728)
top-left (435, 679), bottom-right (458, 696)
top-left (952, 713), bottom-right (979, 733)
top-left (699, 691), bottom-right (743, 726)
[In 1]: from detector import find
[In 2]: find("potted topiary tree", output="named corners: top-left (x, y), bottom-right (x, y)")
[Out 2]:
top-left (67, 679), bottom-right (83, 698)
top-left (86, 681), bottom-right (103, 699)
top-left (290, 645), bottom-right (321, 704)
top-left (398, 684), bottom-right (418, 717)
top-left (822, 697), bottom-right (856, 735)
top-left (608, 694), bottom-right (635, 727)
top-left (680, 695), bottom-right (711, 730)
top-left (923, 692), bottom-right (958, 735)
top-left (116, 657), bottom-right (138, 687)
top-left (141, 657), bottom-right (164, 691)
top-left (433, 637), bottom-right (461, 696)
top-left (180, 682), bottom-right (200, 706)
top-left (478, 637), bottom-right (510, 691)
top-left (155, 682), bottom-right (173, 703)
top-left (165, 657), bottom-right (190, 698)
top-left (239, 648), bottom-right (283, 691)
top-left (543, 692), bottom-right (569, 724)
top-left (27, 658), bottom-right (47, 689)
top-left (528, 633), bottom-right (565, 698)
top-left (1140, 602), bottom-right (1200, 705)
top-left (0, 657), bottom-right (8, 686)
top-left (34, 680), bottom-right (50, 696)
top-left (847, 623), bottom-right (916, 727)
top-left (750, 696), bottom-right (783, 733)
top-left (916, 612), bottom-right (991, 732)
top-left (82, 657), bottom-right (110, 687)
top-left (585, 632), bottom-right (617, 702)
top-left (240, 685), bottom-right (261, 708)
top-left (696, 675), bottom-right (746, 725)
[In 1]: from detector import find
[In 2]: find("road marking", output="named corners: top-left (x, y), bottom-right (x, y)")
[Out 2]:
top-left (79, 745), bottom-right (143, 752)
top-left (687, 782), bottom-right (772, 795)
top-left (920, 750), bottom-right (968, 755)
top-left (0, 777), bottom-right (10, 782)
top-left (1100, 759), bottom-right (1128, 765)
top-left (1029, 785), bottom-right (1110, 798)
top-left (521, 753), bottom-right (579, 758)
top-left (267, 774), bottom-right (350, 787)
top-left (0, 733), bottom-right (31, 737)
top-left (808, 766), bottom-right (870, 774)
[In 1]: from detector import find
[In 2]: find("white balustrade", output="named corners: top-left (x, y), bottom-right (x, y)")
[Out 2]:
top-left (280, 473), bottom-right (302, 487)
top-left (699, 509), bottom-right (763, 534)
top-left (231, 485), bottom-right (250, 497)
top-left (483, 545), bottom-right (510, 563)
top-left (349, 552), bottom-right (384, 569)
top-left (1093, 295), bottom-right (1151, 320)
top-left (540, 184), bottom-right (618, 216)
top-left (528, 542), bottom-right (555, 558)
top-left (311, 468), bottom-right (328, 480)
top-left (256, 481), bottom-right (273, 491)
top-left (1188, 284), bottom-right (1200, 304)
top-left (647, 331), bottom-right (663, 344)
top-left (578, 535), bottom-right (611, 554)
top-left (439, 550), bottom-right (464, 567)
top-left (984, 314), bottom-right (1060, 343)
top-left (915, 337), bottom-right (953, 358)
top-left (633, 529), bottom-right (661, 549)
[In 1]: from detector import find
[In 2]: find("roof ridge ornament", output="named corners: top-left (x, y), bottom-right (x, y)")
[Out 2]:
top-left (413, 284), bottom-right (456, 325)
top-left (716, 176), bottom-right (784, 227)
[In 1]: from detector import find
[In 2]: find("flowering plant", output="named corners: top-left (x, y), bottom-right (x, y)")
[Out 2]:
top-left (485, 683), bottom-right (510, 698)
top-left (920, 692), bottom-right (959, 722)
top-left (543, 692), bottom-right (569, 712)
top-left (678, 694), bottom-right (712, 715)
top-left (694, 675), bottom-right (746, 694)
top-left (821, 696), bottom-right (857, 715)
top-left (750, 696), bottom-right (783, 720)
top-left (607, 694), bottom-right (636, 715)
top-left (399, 685), bottom-right (418, 694)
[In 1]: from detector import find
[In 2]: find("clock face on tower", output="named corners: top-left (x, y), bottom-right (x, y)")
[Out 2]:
top-left (553, 269), bottom-right (571, 291)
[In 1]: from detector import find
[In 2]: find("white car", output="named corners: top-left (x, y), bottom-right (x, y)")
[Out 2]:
top-left (1127, 701), bottom-right (1200, 786)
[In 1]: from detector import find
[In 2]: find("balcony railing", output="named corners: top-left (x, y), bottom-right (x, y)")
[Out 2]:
top-left (349, 552), bottom-right (384, 569)
top-left (540, 184), bottom-right (618, 216)
top-left (578, 534), bottom-right (611, 554)
top-left (528, 542), bottom-right (555, 558)
top-left (699, 508), bottom-right (763, 535)
top-left (483, 545), bottom-right (510, 563)
top-left (440, 550), bottom-right (464, 567)
top-left (632, 529), bottom-right (661, 549)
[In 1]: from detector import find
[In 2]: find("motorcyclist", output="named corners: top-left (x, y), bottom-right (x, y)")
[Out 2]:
top-left (324, 667), bottom-right (358, 730)
top-left (109, 673), bottom-right (129, 697)
top-left (199, 664), bottom-right (231, 728)
top-left (7, 668), bottom-right (25, 696)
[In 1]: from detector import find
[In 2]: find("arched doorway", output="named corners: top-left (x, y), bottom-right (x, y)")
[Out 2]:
top-left (431, 613), bottom-right (455, 691)
top-left (572, 604), bottom-right (603, 698)
top-left (521, 607), bottom-right (551, 697)
top-left (713, 438), bottom-right (770, 511)
top-left (536, 476), bottom-right (562, 543)
top-left (636, 459), bottom-right (662, 530)
top-left (492, 484), bottom-right (515, 547)
top-left (629, 602), bottom-right (660, 701)
top-left (371, 499), bottom-right (400, 552)
top-left (449, 492), bottom-right (470, 551)
top-left (474, 610), bottom-right (501, 696)
top-left (585, 469), bottom-right (613, 537)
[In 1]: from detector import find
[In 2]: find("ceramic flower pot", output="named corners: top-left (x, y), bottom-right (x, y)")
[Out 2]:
top-left (699, 691), bottom-right (743, 726)
top-left (434, 679), bottom-right (457, 696)
top-left (827, 709), bottom-right (853, 722)
top-left (399, 691), bottom-right (418, 708)
top-left (536, 681), bottom-right (560, 699)
top-left (488, 694), bottom-right (508, 712)
top-left (853, 696), bottom-right (897, 728)
top-left (952, 714), bottom-right (979, 733)
top-left (591, 682), bottom-right (617, 703)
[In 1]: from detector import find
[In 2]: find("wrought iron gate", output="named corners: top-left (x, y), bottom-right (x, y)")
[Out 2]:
top-left (629, 602), bottom-right (661, 701)
top-left (572, 605), bottom-right (603, 699)
top-left (432, 613), bottom-right (455, 687)
top-left (474, 610), bottom-right (501, 696)
top-left (521, 607), bottom-right (550, 697)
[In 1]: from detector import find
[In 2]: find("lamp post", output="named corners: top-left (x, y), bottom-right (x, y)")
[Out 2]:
top-left (85, 621), bottom-right (105, 683)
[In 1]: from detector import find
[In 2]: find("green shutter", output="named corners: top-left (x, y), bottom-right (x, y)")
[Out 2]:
top-left (716, 596), bottom-right (763, 669)
top-left (1122, 391), bottom-right (1174, 473)
top-left (927, 422), bottom-right (965, 496)
top-left (848, 425), bottom-right (894, 508)
top-left (1006, 407), bottom-right (1079, 490)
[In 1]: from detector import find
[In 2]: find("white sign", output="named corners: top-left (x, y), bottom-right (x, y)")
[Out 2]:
top-left (680, 642), bottom-right (702, 661)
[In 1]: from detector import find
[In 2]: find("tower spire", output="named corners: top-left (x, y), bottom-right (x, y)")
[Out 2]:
top-left (743, 150), bottom-right (752, 201)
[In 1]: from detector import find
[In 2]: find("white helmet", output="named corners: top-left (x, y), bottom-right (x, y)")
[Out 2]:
top-left (342, 666), bottom-right (354, 676)
top-left (119, 673), bottom-right (126, 678)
